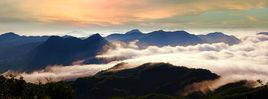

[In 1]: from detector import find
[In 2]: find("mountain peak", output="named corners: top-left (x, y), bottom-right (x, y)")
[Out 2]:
top-left (125, 29), bottom-right (142, 35)
top-left (199, 32), bottom-right (240, 45)
top-left (85, 33), bottom-right (107, 42)
top-left (88, 33), bottom-right (102, 38)
top-left (157, 30), bottom-right (165, 32)
top-left (0, 32), bottom-right (20, 38)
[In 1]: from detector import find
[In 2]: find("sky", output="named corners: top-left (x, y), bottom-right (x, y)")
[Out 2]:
top-left (0, 0), bottom-right (267, 36)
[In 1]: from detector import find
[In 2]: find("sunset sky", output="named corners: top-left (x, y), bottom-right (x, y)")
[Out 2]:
top-left (0, 0), bottom-right (267, 36)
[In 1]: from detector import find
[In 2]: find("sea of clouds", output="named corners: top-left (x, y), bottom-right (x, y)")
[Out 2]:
top-left (3, 34), bottom-right (268, 86)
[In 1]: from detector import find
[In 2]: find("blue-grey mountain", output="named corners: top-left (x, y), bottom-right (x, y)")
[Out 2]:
top-left (106, 29), bottom-right (240, 47)
top-left (28, 34), bottom-right (109, 70)
top-left (0, 33), bottom-right (109, 72)
top-left (0, 30), bottom-right (241, 73)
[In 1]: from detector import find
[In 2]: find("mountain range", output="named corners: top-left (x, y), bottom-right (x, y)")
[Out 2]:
top-left (28, 34), bottom-right (109, 70)
top-left (0, 30), bottom-right (242, 72)
top-left (0, 32), bottom-right (49, 47)
top-left (106, 29), bottom-right (240, 47)
top-left (0, 33), bottom-right (109, 72)
top-left (0, 32), bottom-right (49, 59)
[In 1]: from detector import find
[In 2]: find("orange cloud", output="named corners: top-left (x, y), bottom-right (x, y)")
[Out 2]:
top-left (10, 0), bottom-right (268, 26)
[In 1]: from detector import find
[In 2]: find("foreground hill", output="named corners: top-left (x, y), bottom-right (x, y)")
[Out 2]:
top-left (106, 29), bottom-right (240, 47)
top-left (118, 80), bottom-right (268, 99)
top-left (0, 76), bottom-right (74, 99)
top-left (205, 80), bottom-right (268, 99)
top-left (73, 63), bottom-right (219, 99)
top-left (1, 62), bottom-right (268, 99)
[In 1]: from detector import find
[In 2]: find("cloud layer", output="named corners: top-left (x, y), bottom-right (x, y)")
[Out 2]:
top-left (3, 63), bottom-right (118, 83)
top-left (5, 34), bottom-right (267, 85)
top-left (99, 34), bottom-right (268, 82)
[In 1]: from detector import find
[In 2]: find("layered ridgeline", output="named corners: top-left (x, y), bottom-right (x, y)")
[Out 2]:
top-left (2, 63), bottom-right (268, 99)
top-left (0, 30), bottom-right (241, 73)
top-left (0, 33), bottom-right (50, 72)
top-left (0, 32), bottom-right (49, 48)
top-left (0, 33), bottom-right (109, 72)
top-left (106, 29), bottom-right (240, 47)
top-left (0, 32), bottom-right (49, 61)
top-left (28, 34), bottom-right (108, 70)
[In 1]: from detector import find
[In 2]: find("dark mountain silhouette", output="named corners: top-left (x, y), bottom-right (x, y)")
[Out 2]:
top-left (0, 30), bottom-right (241, 72)
top-left (0, 32), bottom-right (49, 56)
top-left (0, 76), bottom-right (74, 99)
top-left (0, 33), bottom-right (49, 72)
top-left (84, 66), bottom-right (268, 99)
top-left (202, 80), bottom-right (268, 99)
top-left (0, 32), bottom-right (20, 40)
top-left (0, 32), bottom-right (49, 48)
top-left (0, 33), bottom-right (109, 72)
top-left (142, 30), bottom-right (206, 46)
top-left (106, 29), bottom-right (205, 46)
top-left (28, 34), bottom-right (109, 70)
top-left (73, 63), bottom-right (219, 99)
top-left (106, 29), bottom-right (240, 47)
top-left (106, 29), bottom-right (144, 42)
top-left (114, 81), bottom-right (268, 99)
top-left (0, 32), bottom-right (49, 55)
top-left (0, 42), bottom-right (43, 72)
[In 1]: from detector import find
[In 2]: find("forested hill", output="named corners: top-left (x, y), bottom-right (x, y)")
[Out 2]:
top-left (1, 63), bottom-right (268, 99)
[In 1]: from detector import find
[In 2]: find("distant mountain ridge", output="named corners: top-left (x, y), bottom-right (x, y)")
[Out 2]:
top-left (106, 29), bottom-right (240, 47)
top-left (0, 32), bottom-right (49, 48)
top-left (0, 33), bottom-right (109, 72)
top-left (28, 34), bottom-right (109, 70)
top-left (0, 33), bottom-right (50, 72)
top-left (0, 30), bottom-right (242, 72)
top-left (198, 32), bottom-right (240, 44)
